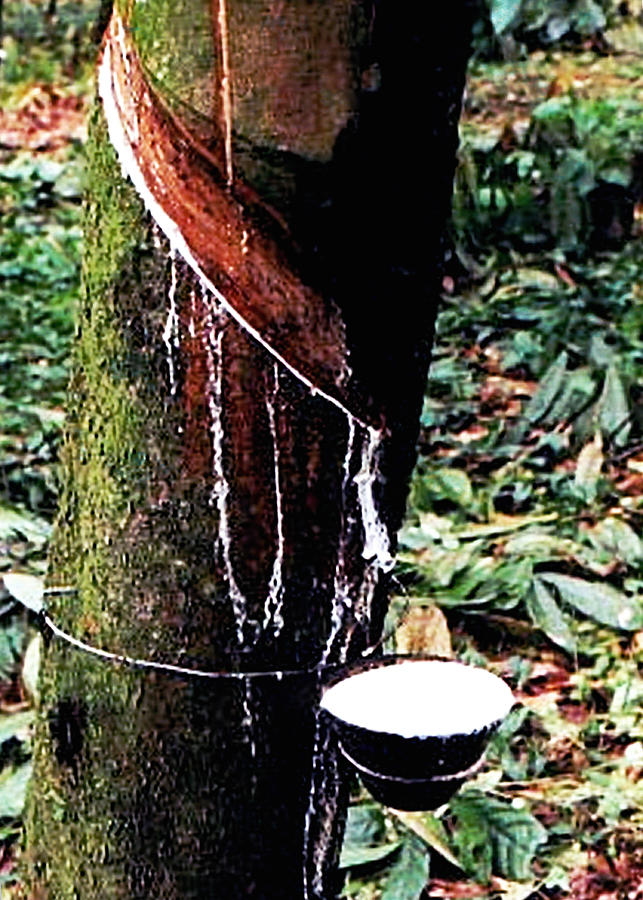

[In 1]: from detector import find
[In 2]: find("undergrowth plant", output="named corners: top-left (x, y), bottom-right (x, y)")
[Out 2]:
top-left (342, 27), bottom-right (643, 900)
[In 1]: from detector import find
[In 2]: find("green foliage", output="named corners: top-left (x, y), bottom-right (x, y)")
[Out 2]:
top-left (0, 507), bottom-right (51, 548)
top-left (526, 578), bottom-right (577, 652)
top-left (380, 838), bottom-right (428, 900)
top-left (340, 805), bottom-right (399, 869)
top-left (0, 154), bottom-right (80, 521)
top-left (484, 0), bottom-right (612, 54)
top-left (377, 44), bottom-right (643, 900)
top-left (0, 763), bottom-right (32, 822)
top-left (0, 708), bottom-right (34, 845)
top-left (0, 620), bottom-right (27, 685)
top-left (537, 572), bottom-right (643, 630)
top-left (455, 87), bottom-right (643, 255)
top-left (487, 705), bottom-right (547, 781)
top-left (341, 787), bottom-right (549, 896)
top-left (409, 467), bottom-right (474, 512)
top-left (450, 790), bottom-right (547, 882)
top-left (341, 809), bottom-right (433, 898)
top-left (0, 712), bottom-right (34, 748)
top-left (402, 218), bottom-right (643, 650)
top-left (1, 0), bottom-right (100, 105)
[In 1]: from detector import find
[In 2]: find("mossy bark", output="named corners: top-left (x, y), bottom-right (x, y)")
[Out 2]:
top-left (23, 2), bottom-right (474, 898)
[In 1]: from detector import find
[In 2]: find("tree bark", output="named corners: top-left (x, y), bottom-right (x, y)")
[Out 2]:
top-left (23, 2), bottom-right (474, 898)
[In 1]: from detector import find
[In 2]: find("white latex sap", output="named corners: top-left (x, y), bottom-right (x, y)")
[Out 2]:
top-left (320, 660), bottom-right (514, 738)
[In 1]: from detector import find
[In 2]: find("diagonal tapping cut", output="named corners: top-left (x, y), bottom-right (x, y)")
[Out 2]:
top-left (98, 10), bottom-right (376, 432)
top-left (25, 0), bottom-right (477, 895)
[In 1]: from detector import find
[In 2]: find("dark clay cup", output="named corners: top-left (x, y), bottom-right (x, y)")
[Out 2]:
top-left (348, 756), bottom-right (483, 811)
top-left (335, 717), bottom-right (501, 780)
top-left (320, 656), bottom-right (514, 810)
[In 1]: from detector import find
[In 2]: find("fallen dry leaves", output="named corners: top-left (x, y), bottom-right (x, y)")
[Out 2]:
top-left (0, 84), bottom-right (87, 152)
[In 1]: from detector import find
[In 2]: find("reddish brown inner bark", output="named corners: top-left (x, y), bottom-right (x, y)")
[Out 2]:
top-left (103, 12), bottom-right (375, 427)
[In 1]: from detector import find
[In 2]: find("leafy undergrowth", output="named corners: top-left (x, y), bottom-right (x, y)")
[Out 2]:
top-left (0, 0), bottom-right (98, 886)
top-left (455, 27), bottom-right (643, 258)
top-left (341, 36), bottom-right (643, 900)
top-left (1, 0), bottom-right (98, 107)
top-left (342, 234), bottom-right (643, 897)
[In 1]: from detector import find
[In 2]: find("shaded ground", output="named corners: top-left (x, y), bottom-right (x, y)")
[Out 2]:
top-left (0, 86), bottom-right (87, 152)
top-left (341, 21), bottom-right (643, 900)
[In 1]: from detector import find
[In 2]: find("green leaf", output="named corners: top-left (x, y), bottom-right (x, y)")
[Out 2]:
top-left (490, 0), bottom-right (524, 36)
top-left (487, 706), bottom-right (538, 782)
top-left (575, 0), bottom-right (606, 34)
top-left (381, 837), bottom-right (429, 900)
top-left (589, 334), bottom-right (617, 368)
top-left (391, 810), bottom-right (463, 870)
top-left (597, 366), bottom-right (631, 448)
top-left (340, 805), bottom-right (399, 869)
top-left (0, 507), bottom-right (51, 546)
top-left (434, 469), bottom-right (473, 507)
top-left (0, 762), bottom-right (32, 820)
top-left (455, 514), bottom-right (559, 540)
top-left (33, 159), bottom-right (65, 184)
top-left (587, 518), bottom-right (643, 566)
top-left (420, 543), bottom-right (485, 591)
top-left (340, 841), bottom-right (401, 869)
top-left (505, 532), bottom-right (581, 560)
top-left (0, 710), bottom-right (34, 747)
top-left (411, 468), bottom-right (473, 511)
top-left (549, 150), bottom-right (595, 251)
top-left (2, 573), bottom-right (45, 615)
top-left (520, 352), bottom-right (568, 428)
top-left (342, 804), bottom-right (386, 847)
top-left (527, 579), bottom-right (576, 654)
top-left (538, 572), bottom-right (643, 631)
top-left (0, 617), bottom-right (28, 681)
top-left (450, 793), bottom-right (492, 882)
top-left (514, 268), bottom-right (560, 292)
top-left (450, 791), bottom-right (547, 883)
top-left (443, 557), bottom-right (532, 612)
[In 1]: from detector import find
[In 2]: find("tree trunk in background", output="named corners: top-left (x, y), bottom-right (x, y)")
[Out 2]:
top-left (23, 2), bottom-right (473, 898)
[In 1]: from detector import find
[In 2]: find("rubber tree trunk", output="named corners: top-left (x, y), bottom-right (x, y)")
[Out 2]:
top-left (23, 2), bottom-right (474, 898)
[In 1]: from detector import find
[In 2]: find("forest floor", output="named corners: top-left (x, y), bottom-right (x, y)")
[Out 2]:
top-left (0, 2), bottom-right (642, 898)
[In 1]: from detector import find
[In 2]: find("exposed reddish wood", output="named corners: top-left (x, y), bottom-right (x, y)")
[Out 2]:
top-left (103, 11), bottom-right (375, 428)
